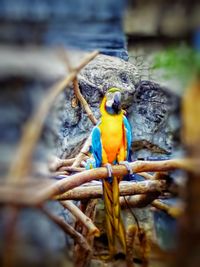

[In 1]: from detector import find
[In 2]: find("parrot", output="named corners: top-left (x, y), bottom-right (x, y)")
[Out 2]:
top-left (89, 87), bottom-right (132, 256)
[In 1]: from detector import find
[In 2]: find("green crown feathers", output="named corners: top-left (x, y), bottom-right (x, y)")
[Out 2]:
top-left (106, 87), bottom-right (122, 94)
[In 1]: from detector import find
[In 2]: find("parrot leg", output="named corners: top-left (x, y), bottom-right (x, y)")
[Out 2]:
top-left (119, 161), bottom-right (133, 175)
top-left (104, 163), bottom-right (113, 178)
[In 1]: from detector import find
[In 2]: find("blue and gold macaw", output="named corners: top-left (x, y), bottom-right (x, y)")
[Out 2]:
top-left (90, 88), bottom-right (132, 255)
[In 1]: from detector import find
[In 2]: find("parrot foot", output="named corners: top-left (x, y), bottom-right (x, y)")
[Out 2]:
top-left (104, 163), bottom-right (113, 178)
top-left (119, 161), bottom-right (133, 175)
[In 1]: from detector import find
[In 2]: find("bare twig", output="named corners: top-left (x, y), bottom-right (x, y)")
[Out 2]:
top-left (73, 77), bottom-right (98, 125)
top-left (72, 134), bottom-right (92, 168)
top-left (126, 225), bottom-right (137, 267)
top-left (41, 206), bottom-right (91, 252)
top-left (59, 166), bottom-right (85, 172)
top-left (7, 50), bottom-right (99, 182)
top-left (138, 228), bottom-right (150, 267)
top-left (152, 199), bottom-right (183, 218)
top-left (74, 199), bottom-right (98, 267)
top-left (2, 207), bottom-right (19, 267)
top-left (48, 156), bottom-right (75, 172)
top-left (5, 53), bottom-right (90, 264)
top-left (61, 200), bottom-right (100, 237)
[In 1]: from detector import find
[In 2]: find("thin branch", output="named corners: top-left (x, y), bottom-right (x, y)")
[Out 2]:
top-left (59, 166), bottom-right (85, 172)
top-left (120, 193), bottom-right (160, 209)
top-left (126, 225), bottom-right (137, 267)
top-left (73, 77), bottom-right (98, 125)
top-left (74, 199), bottom-right (98, 267)
top-left (41, 206), bottom-right (91, 252)
top-left (2, 206), bottom-right (19, 267)
top-left (61, 200), bottom-right (100, 237)
top-left (51, 171), bottom-right (69, 176)
top-left (138, 228), bottom-right (150, 267)
top-left (48, 156), bottom-right (75, 172)
top-left (72, 134), bottom-right (92, 168)
top-left (152, 199), bottom-right (183, 218)
top-left (7, 50), bottom-right (99, 182)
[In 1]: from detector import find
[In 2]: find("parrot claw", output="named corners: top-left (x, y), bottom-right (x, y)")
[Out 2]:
top-left (119, 161), bottom-right (133, 175)
top-left (104, 163), bottom-right (113, 178)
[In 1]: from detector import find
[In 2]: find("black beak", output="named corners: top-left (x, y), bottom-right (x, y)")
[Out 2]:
top-left (112, 93), bottom-right (121, 113)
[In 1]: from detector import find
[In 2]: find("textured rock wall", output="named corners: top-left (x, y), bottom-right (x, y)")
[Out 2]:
top-left (48, 54), bottom-right (181, 162)
top-left (0, 52), bottom-right (182, 266)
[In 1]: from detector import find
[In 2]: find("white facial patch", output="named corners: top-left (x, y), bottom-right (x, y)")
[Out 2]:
top-left (106, 100), bottom-right (113, 107)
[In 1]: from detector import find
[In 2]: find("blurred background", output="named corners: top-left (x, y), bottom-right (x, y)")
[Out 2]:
top-left (0, 0), bottom-right (200, 267)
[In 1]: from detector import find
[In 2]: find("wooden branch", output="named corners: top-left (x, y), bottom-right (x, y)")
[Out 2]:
top-left (60, 47), bottom-right (98, 131)
top-left (55, 180), bottom-right (167, 201)
top-left (0, 180), bottom-right (55, 205)
top-left (120, 193), bottom-right (160, 209)
top-left (74, 199), bottom-right (98, 267)
top-left (48, 156), bottom-right (75, 172)
top-left (176, 78), bottom-right (200, 267)
top-left (137, 172), bottom-right (154, 180)
top-left (59, 166), bottom-right (85, 172)
top-left (137, 172), bottom-right (169, 180)
top-left (126, 225), bottom-right (137, 267)
top-left (36, 158), bottom-right (193, 203)
top-left (41, 206), bottom-right (91, 252)
top-left (61, 200), bottom-right (100, 237)
top-left (138, 228), bottom-right (150, 267)
top-left (7, 50), bottom-right (99, 182)
top-left (121, 194), bottom-right (183, 218)
top-left (72, 134), bottom-right (92, 167)
top-left (51, 171), bottom-right (69, 176)
top-left (152, 199), bottom-right (183, 218)
top-left (0, 158), bottom-right (194, 206)
top-left (73, 77), bottom-right (98, 125)
top-left (2, 206), bottom-right (19, 267)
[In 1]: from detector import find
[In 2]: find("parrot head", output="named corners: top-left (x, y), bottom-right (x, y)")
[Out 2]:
top-left (105, 88), bottom-right (122, 115)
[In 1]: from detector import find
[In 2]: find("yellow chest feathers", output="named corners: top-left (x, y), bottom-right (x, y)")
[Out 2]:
top-left (99, 114), bottom-right (124, 162)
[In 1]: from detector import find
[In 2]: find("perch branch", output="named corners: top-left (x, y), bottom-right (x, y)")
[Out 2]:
top-left (61, 200), bottom-right (100, 237)
top-left (38, 158), bottom-right (191, 203)
top-left (0, 158), bottom-right (194, 206)
top-left (55, 180), bottom-right (167, 201)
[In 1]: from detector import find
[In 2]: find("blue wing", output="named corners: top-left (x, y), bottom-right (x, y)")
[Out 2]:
top-left (91, 124), bottom-right (102, 167)
top-left (123, 116), bottom-right (132, 161)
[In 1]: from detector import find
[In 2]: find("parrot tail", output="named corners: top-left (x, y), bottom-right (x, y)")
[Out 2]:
top-left (103, 176), bottom-right (126, 255)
